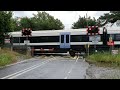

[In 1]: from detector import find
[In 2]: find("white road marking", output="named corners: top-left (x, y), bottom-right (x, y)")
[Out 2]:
top-left (1, 57), bottom-right (55, 79)
top-left (0, 58), bottom-right (36, 69)
top-left (58, 60), bottom-right (75, 61)
top-left (1, 61), bottom-right (49, 79)
top-left (8, 61), bottom-right (49, 79)
top-left (64, 56), bottom-right (79, 79)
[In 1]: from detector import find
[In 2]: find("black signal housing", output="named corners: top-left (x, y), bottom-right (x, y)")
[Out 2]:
top-left (87, 26), bottom-right (99, 35)
top-left (22, 28), bottom-right (32, 36)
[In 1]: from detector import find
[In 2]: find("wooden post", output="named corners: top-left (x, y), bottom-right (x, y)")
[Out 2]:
top-left (110, 46), bottom-right (112, 54)
top-left (88, 44), bottom-right (89, 57)
top-left (10, 36), bottom-right (13, 51)
top-left (25, 36), bottom-right (29, 56)
top-left (31, 47), bottom-right (34, 57)
top-left (94, 44), bottom-right (96, 52)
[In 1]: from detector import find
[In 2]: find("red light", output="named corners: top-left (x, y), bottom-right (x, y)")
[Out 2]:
top-left (89, 28), bottom-right (91, 30)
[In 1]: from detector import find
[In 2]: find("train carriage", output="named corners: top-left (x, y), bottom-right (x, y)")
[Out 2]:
top-left (9, 26), bottom-right (120, 56)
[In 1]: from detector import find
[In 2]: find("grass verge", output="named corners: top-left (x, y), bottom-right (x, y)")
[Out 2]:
top-left (0, 48), bottom-right (31, 67)
top-left (86, 52), bottom-right (120, 67)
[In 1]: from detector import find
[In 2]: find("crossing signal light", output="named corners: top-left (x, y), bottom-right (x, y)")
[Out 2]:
top-left (22, 28), bottom-right (32, 36)
top-left (87, 26), bottom-right (99, 35)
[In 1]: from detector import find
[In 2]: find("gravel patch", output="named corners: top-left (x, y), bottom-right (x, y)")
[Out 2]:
top-left (86, 63), bottom-right (120, 79)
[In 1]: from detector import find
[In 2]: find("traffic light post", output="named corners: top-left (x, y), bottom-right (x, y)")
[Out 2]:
top-left (22, 28), bottom-right (32, 55)
top-left (25, 35), bottom-right (28, 55)
top-left (94, 39), bottom-right (97, 52)
top-left (87, 26), bottom-right (100, 53)
top-left (107, 36), bottom-right (114, 54)
top-left (88, 44), bottom-right (89, 57)
top-left (10, 36), bottom-right (13, 51)
top-left (103, 27), bottom-right (108, 46)
top-left (85, 44), bottom-right (90, 57)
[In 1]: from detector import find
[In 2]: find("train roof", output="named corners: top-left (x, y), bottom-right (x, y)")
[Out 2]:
top-left (10, 27), bottom-right (120, 37)
top-left (10, 28), bottom-right (87, 37)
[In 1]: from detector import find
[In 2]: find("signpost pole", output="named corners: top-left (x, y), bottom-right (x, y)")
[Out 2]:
top-left (110, 46), bottom-right (112, 54)
top-left (92, 35), bottom-right (99, 53)
top-left (10, 36), bottom-right (13, 51)
top-left (88, 44), bottom-right (89, 57)
top-left (94, 44), bottom-right (96, 52)
top-left (26, 36), bottom-right (29, 56)
top-left (109, 36), bottom-right (114, 54)
top-left (94, 35), bottom-right (96, 52)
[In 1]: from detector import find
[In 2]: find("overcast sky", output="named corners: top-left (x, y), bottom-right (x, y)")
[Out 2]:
top-left (13, 11), bottom-right (109, 29)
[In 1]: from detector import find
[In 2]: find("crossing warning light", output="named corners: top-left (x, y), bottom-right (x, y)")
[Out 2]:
top-left (107, 36), bottom-right (114, 46)
top-left (22, 28), bottom-right (32, 36)
top-left (87, 26), bottom-right (99, 35)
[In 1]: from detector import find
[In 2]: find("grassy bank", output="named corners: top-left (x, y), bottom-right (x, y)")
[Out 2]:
top-left (0, 48), bottom-right (31, 67)
top-left (86, 52), bottom-right (120, 67)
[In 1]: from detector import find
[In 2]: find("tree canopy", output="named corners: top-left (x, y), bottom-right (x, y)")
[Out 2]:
top-left (0, 11), bottom-right (13, 46)
top-left (1, 11), bottom-right (120, 46)
top-left (31, 12), bottom-right (64, 30)
top-left (71, 16), bottom-right (97, 29)
top-left (0, 11), bottom-right (64, 46)
top-left (98, 11), bottom-right (120, 26)
top-left (11, 11), bottom-right (64, 31)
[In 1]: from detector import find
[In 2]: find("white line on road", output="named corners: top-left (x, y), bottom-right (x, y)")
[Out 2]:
top-left (8, 61), bottom-right (49, 79)
top-left (0, 57), bottom-right (44, 69)
top-left (64, 56), bottom-right (79, 79)
top-left (58, 60), bottom-right (75, 61)
top-left (1, 57), bottom-right (55, 79)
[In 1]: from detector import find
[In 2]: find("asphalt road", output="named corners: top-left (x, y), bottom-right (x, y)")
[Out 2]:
top-left (0, 54), bottom-right (89, 79)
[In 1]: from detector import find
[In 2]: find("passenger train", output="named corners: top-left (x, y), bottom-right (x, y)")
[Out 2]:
top-left (9, 26), bottom-right (120, 56)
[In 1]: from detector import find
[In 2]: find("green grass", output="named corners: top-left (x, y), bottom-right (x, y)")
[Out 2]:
top-left (0, 48), bottom-right (31, 67)
top-left (87, 52), bottom-right (120, 67)
top-left (0, 53), bottom-right (16, 66)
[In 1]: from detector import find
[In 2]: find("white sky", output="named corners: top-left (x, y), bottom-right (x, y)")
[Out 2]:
top-left (13, 11), bottom-right (109, 29)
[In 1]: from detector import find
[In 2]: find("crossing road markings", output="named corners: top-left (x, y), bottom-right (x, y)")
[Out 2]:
top-left (64, 56), bottom-right (79, 79)
top-left (1, 57), bottom-right (55, 79)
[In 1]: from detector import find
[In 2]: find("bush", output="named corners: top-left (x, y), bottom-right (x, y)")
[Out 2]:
top-left (0, 48), bottom-right (20, 66)
top-left (0, 53), bottom-right (16, 66)
top-left (87, 52), bottom-right (120, 66)
top-left (0, 48), bottom-right (21, 66)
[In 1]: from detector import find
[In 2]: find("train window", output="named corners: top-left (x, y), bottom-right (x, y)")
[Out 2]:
top-left (66, 35), bottom-right (69, 43)
top-left (13, 37), bottom-right (28, 43)
top-left (110, 34), bottom-right (114, 40)
top-left (100, 34), bottom-right (103, 41)
top-left (28, 36), bottom-right (59, 43)
top-left (71, 35), bottom-right (89, 42)
top-left (114, 34), bottom-right (120, 41)
top-left (13, 37), bottom-right (19, 43)
top-left (20, 37), bottom-right (27, 43)
top-left (61, 35), bottom-right (64, 43)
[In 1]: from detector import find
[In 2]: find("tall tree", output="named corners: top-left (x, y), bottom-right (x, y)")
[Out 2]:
top-left (10, 17), bottom-right (33, 31)
top-left (0, 11), bottom-right (13, 46)
top-left (32, 11), bottom-right (64, 30)
top-left (12, 11), bottom-right (64, 31)
top-left (98, 11), bottom-right (120, 26)
top-left (10, 18), bottom-right (21, 31)
top-left (72, 16), bottom-right (97, 29)
top-left (19, 17), bottom-right (35, 30)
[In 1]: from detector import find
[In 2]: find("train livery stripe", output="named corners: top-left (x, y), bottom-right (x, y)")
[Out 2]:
top-left (13, 41), bottom-right (120, 46)
top-left (13, 42), bottom-right (103, 46)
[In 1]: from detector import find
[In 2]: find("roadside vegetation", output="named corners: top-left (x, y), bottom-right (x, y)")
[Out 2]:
top-left (86, 51), bottom-right (120, 67)
top-left (1, 11), bottom-right (120, 68)
top-left (0, 48), bottom-right (31, 67)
